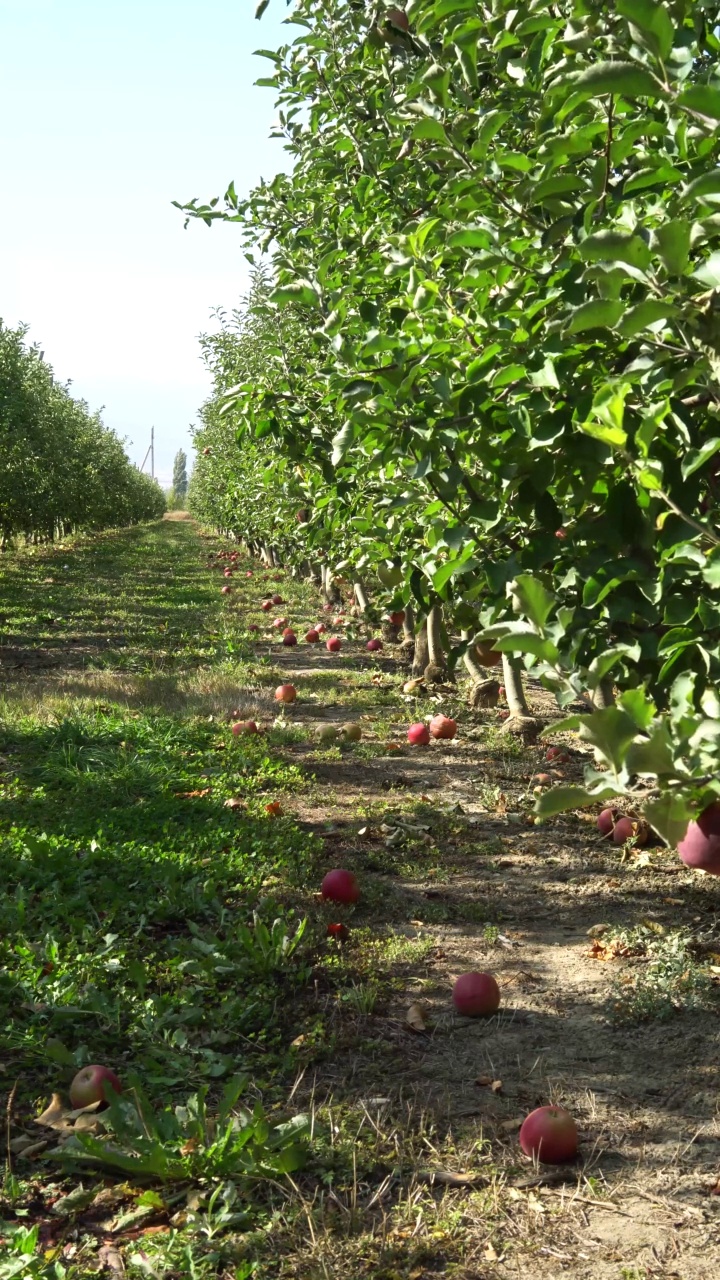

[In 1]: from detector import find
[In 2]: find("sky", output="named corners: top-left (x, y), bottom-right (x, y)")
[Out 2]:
top-left (0, 0), bottom-right (292, 488)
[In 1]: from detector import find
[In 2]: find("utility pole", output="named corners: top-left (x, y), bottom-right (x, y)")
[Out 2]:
top-left (151, 426), bottom-right (155, 480)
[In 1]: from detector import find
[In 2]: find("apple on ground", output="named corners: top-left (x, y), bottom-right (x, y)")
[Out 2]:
top-left (70, 1065), bottom-right (122, 1109)
top-left (318, 725), bottom-right (339, 745)
top-left (305, 629), bottom-right (320, 643)
top-left (282, 631), bottom-right (298, 646)
top-left (367, 638), bottom-right (382, 652)
top-left (221, 586), bottom-right (232, 595)
top-left (452, 972), bottom-right (500, 1017)
top-left (272, 617), bottom-right (289, 629)
top-left (322, 602), bottom-right (334, 613)
top-left (519, 1105), bottom-right (578, 1165)
top-left (597, 808), bottom-right (616, 837)
top-left (534, 772), bottom-right (553, 785)
top-left (232, 720), bottom-right (259, 736)
top-left (327, 636), bottom-right (342, 653)
top-left (321, 868), bottom-right (360, 903)
top-left (315, 623), bottom-right (327, 634)
top-left (613, 816), bottom-right (647, 846)
top-left (678, 801), bottom-right (720, 873)
top-left (261, 600), bottom-right (273, 612)
top-left (275, 684), bottom-right (297, 703)
top-left (271, 594), bottom-right (284, 605)
top-left (545, 746), bottom-right (569, 763)
top-left (246, 571), bottom-right (253, 578)
top-left (247, 624), bottom-right (259, 633)
top-left (429, 713), bottom-right (457, 740)
top-left (342, 723), bottom-right (362, 742)
top-left (327, 922), bottom-right (349, 941)
top-left (407, 722), bottom-right (431, 746)
top-left (332, 616), bottom-right (345, 627)
top-left (388, 611), bottom-right (405, 627)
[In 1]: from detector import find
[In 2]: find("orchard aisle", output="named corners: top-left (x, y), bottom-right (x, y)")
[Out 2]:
top-left (0, 518), bottom-right (717, 1279)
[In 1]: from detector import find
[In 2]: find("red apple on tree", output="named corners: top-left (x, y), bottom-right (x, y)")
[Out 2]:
top-left (70, 1065), bottom-right (122, 1109)
top-left (321, 868), bottom-right (360, 903)
top-left (452, 972), bottom-right (500, 1017)
top-left (519, 1105), bottom-right (578, 1165)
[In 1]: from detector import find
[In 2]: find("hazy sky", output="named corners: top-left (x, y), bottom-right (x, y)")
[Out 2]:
top-left (0, 0), bottom-right (291, 487)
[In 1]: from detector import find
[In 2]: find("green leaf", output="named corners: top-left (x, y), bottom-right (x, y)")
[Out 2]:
top-left (684, 169), bottom-right (720, 200)
top-left (269, 282), bottom-right (319, 308)
top-left (580, 231), bottom-right (651, 270)
top-left (643, 793), bottom-right (693, 846)
top-left (576, 707), bottom-right (639, 772)
top-left (492, 632), bottom-right (560, 662)
top-left (625, 724), bottom-right (676, 776)
top-left (694, 251), bottom-right (720, 286)
top-left (681, 438), bottom-right (720, 479)
top-left (567, 298), bottom-right (624, 333)
top-left (654, 219), bottom-right (691, 275)
top-left (615, 300), bottom-right (677, 336)
top-left (617, 0), bottom-right (674, 60)
top-left (331, 422), bottom-right (354, 466)
top-left (619, 687), bottom-right (657, 729)
top-left (535, 785), bottom-right (600, 818)
top-left (255, 0), bottom-right (270, 16)
top-left (679, 85), bottom-right (720, 120)
top-left (557, 60), bottom-right (664, 103)
top-left (510, 574), bottom-right (555, 628)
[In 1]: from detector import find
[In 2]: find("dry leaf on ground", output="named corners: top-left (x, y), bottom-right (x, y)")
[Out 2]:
top-left (406, 1002), bottom-right (429, 1033)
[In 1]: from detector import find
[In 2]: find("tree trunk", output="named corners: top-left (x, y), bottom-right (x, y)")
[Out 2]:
top-left (353, 579), bottom-right (370, 615)
top-left (402, 601), bottom-right (415, 643)
top-left (502, 653), bottom-right (529, 715)
top-left (592, 677), bottom-right (615, 709)
top-left (461, 629), bottom-right (486, 683)
top-left (412, 618), bottom-right (429, 677)
top-left (321, 565), bottom-right (341, 605)
top-left (425, 603), bottom-right (447, 682)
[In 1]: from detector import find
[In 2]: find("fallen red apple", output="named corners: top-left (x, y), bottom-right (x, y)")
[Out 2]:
top-left (597, 808), bottom-right (616, 837)
top-left (519, 1105), bottom-right (578, 1165)
top-left (534, 772), bottom-right (553, 786)
top-left (429, 713), bottom-right (457, 740)
top-left (452, 972), bottom-right (500, 1017)
top-left (321, 868), bottom-right (360, 904)
top-left (612, 816), bottom-right (647, 846)
top-left (388, 610), bottom-right (405, 627)
top-left (261, 600), bottom-right (273, 612)
top-left (367, 638), bottom-right (382, 652)
top-left (271, 594), bottom-right (284, 605)
top-left (678, 801), bottom-right (720, 873)
top-left (232, 720), bottom-right (259, 736)
top-left (223, 569), bottom-right (233, 578)
top-left (305, 629), bottom-right (320, 643)
top-left (322, 602), bottom-right (334, 613)
top-left (545, 746), bottom-right (569, 763)
top-left (407, 722), bottom-right (431, 746)
top-left (315, 623), bottom-right (327, 634)
top-left (282, 631), bottom-right (298, 646)
top-left (332, 616), bottom-right (345, 627)
top-left (327, 637), bottom-right (342, 653)
top-left (69, 1065), bottom-right (122, 1109)
top-left (247, 624), bottom-right (259, 633)
top-left (272, 617), bottom-right (289, 630)
top-left (246, 571), bottom-right (254, 578)
top-left (221, 586), bottom-right (232, 595)
top-left (275, 684), bottom-right (297, 703)
top-left (327, 922), bottom-right (349, 941)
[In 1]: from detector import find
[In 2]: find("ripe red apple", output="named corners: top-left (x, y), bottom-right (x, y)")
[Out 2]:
top-left (69, 1065), bottom-right (122, 1109)
top-left (367, 638), bottom-right (382, 652)
top-left (283, 631), bottom-right (298, 646)
top-left (322, 602), bottom-right (334, 612)
top-left (327, 636), bottom-right (342, 653)
top-left (261, 600), bottom-right (273, 612)
top-left (678, 802), bottom-right (720, 873)
top-left (315, 623), bottom-right (327, 634)
top-left (429, 714), bottom-right (457, 740)
top-left (221, 585), bottom-right (232, 595)
top-left (272, 618), bottom-right (289, 629)
top-left (275, 684), bottom-right (297, 704)
top-left (321, 868), bottom-right (360, 904)
top-left (305, 629), bottom-right (320, 643)
top-left (545, 746), bottom-right (568, 763)
top-left (534, 772), bottom-right (553, 786)
top-left (388, 610), bottom-right (405, 627)
top-left (555, 528), bottom-right (567, 540)
top-left (519, 1106), bottom-right (578, 1165)
top-left (271, 594), bottom-right (284, 605)
top-left (327, 922), bottom-right (349, 941)
top-left (247, 624), bottom-right (259, 633)
top-left (597, 808), bottom-right (616, 837)
top-left (452, 972), bottom-right (500, 1017)
top-left (612, 816), bottom-right (646, 846)
top-left (407, 722), bottom-right (431, 746)
top-left (232, 720), bottom-right (259, 736)
top-left (246, 571), bottom-right (254, 578)
top-left (223, 569), bottom-right (233, 578)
